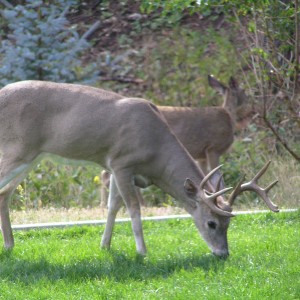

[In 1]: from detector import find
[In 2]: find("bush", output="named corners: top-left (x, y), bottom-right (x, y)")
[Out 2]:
top-left (142, 28), bottom-right (239, 107)
top-left (11, 160), bottom-right (102, 210)
top-left (141, 0), bottom-right (300, 161)
top-left (0, 0), bottom-right (98, 86)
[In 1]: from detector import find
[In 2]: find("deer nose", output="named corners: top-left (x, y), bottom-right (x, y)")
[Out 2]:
top-left (212, 249), bottom-right (229, 259)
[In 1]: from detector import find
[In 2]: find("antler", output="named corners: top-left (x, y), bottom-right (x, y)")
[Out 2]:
top-left (215, 173), bottom-right (224, 192)
top-left (228, 161), bottom-right (279, 212)
top-left (199, 165), bottom-right (234, 217)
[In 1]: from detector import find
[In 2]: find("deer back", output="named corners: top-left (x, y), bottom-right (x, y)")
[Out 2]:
top-left (159, 106), bottom-right (234, 160)
top-left (0, 80), bottom-right (200, 183)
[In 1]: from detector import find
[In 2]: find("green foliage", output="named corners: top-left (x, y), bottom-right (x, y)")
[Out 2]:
top-left (140, 0), bottom-right (287, 18)
top-left (142, 186), bottom-right (175, 207)
top-left (221, 128), bottom-right (270, 180)
top-left (237, 1), bottom-right (300, 159)
top-left (0, 211), bottom-right (299, 299)
top-left (140, 0), bottom-right (300, 161)
top-left (142, 28), bottom-right (239, 107)
top-left (141, 0), bottom-right (196, 15)
top-left (11, 160), bottom-right (101, 210)
top-left (0, 0), bottom-right (98, 85)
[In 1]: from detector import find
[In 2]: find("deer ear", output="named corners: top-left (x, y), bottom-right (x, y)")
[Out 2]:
top-left (208, 75), bottom-right (227, 95)
top-left (184, 178), bottom-right (198, 196)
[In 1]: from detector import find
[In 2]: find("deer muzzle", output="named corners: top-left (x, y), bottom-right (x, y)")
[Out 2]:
top-left (212, 248), bottom-right (229, 259)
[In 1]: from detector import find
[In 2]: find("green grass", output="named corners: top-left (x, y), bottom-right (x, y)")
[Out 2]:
top-left (0, 211), bottom-right (299, 299)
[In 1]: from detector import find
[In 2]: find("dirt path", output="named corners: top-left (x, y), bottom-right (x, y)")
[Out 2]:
top-left (10, 206), bottom-right (186, 225)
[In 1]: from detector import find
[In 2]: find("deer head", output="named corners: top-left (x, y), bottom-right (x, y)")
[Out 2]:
top-left (180, 161), bottom-right (278, 257)
top-left (182, 166), bottom-right (233, 257)
top-left (208, 75), bottom-right (252, 129)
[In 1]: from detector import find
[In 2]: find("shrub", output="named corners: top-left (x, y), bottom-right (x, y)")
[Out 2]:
top-left (0, 0), bottom-right (98, 86)
top-left (11, 160), bottom-right (102, 210)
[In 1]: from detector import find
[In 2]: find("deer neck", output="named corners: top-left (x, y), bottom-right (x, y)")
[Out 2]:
top-left (153, 147), bottom-right (203, 202)
top-left (222, 92), bottom-right (237, 127)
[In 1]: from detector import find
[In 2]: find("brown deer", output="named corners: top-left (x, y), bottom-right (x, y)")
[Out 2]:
top-left (100, 75), bottom-right (251, 207)
top-left (0, 81), bottom-right (277, 257)
top-left (160, 75), bottom-right (250, 174)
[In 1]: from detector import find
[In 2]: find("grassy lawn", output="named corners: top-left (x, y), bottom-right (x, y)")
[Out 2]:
top-left (0, 210), bottom-right (299, 300)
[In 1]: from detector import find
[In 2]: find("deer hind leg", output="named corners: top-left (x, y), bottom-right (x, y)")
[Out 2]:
top-left (101, 174), bottom-right (124, 250)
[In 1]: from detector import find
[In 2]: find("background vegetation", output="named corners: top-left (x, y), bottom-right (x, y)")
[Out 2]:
top-left (0, 0), bottom-right (299, 211)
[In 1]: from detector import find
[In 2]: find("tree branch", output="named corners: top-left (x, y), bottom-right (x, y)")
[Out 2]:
top-left (81, 21), bottom-right (101, 41)
top-left (0, 0), bottom-right (13, 9)
top-left (262, 114), bottom-right (300, 161)
top-left (99, 76), bottom-right (144, 84)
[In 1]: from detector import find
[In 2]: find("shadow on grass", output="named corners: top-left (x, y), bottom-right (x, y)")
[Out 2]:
top-left (0, 248), bottom-right (13, 260)
top-left (0, 249), bottom-right (226, 284)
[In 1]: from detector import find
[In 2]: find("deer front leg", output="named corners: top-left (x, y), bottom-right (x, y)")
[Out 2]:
top-left (0, 192), bottom-right (14, 249)
top-left (197, 159), bottom-right (208, 175)
top-left (101, 174), bottom-right (124, 249)
top-left (205, 149), bottom-right (220, 172)
top-left (204, 150), bottom-right (225, 189)
top-left (112, 169), bottom-right (147, 255)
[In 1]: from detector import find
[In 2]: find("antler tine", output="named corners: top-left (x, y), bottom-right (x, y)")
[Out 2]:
top-left (200, 164), bottom-right (233, 199)
top-left (228, 174), bottom-right (246, 206)
top-left (215, 174), bottom-right (224, 192)
top-left (200, 165), bottom-right (224, 189)
top-left (200, 190), bottom-right (234, 217)
top-left (206, 187), bottom-right (234, 200)
top-left (251, 160), bottom-right (271, 183)
top-left (228, 161), bottom-right (279, 212)
top-left (199, 165), bottom-right (234, 217)
top-left (265, 179), bottom-right (279, 193)
top-left (241, 181), bottom-right (279, 212)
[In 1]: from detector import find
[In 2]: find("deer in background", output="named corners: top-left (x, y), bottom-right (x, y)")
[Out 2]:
top-left (100, 75), bottom-right (252, 207)
top-left (0, 80), bottom-right (256, 258)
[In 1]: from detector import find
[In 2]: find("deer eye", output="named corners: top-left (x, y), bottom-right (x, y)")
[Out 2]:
top-left (207, 221), bottom-right (217, 230)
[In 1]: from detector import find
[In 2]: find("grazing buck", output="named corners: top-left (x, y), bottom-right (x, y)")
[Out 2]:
top-left (100, 75), bottom-right (251, 206)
